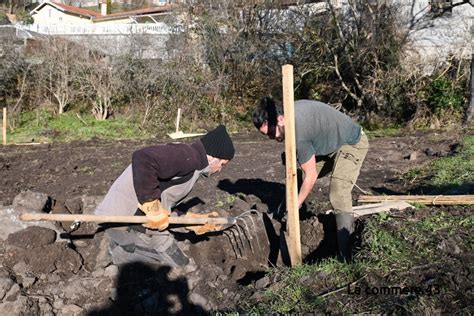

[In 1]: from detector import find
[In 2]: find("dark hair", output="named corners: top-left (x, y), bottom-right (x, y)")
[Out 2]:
top-left (252, 97), bottom-right (283, 129)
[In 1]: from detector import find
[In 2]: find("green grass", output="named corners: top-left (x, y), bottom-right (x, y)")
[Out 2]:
top-left (416, 212), bottom-right (474, 233)
top-left (403, 167), bottom-right (425, 183)
top-left (365, 127), bottom-right (402, 138)
top-left (401, 134), bottom-right (474, 192)
top-left (361, 217), bottom-right (420, 271)
top-left (248, 209), bottom-right (471, 313)
top-left (251, 258), bottom-right (366, 313)
top-left (430, 135), bottom-right (474, 187)
top-left (8, 110), bottom-right (153, 143)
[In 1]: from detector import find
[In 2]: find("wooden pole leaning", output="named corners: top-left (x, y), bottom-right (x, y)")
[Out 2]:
top-left (2, 107), bottom-right (6, 145)
top-left (282, 64), bottom-right (302, 265)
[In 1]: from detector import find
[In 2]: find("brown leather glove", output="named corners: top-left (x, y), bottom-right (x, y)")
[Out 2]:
top-left (184, 211), bottom-right (221, 235)
top-left (139, 200), bottom-right (170, 231)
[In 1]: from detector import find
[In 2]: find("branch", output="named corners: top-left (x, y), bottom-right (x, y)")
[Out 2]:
top-left (333, 54), bottom-right (362, 106)
top-left (12, 64), bottom-right (31, 114)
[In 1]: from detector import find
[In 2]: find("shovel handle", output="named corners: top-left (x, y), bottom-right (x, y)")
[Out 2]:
top-left (19, 213), bottom-right (235, 225)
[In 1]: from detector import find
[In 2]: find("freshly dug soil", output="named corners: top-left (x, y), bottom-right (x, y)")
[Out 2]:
top-left (0, 128), bottom-right (471, 313)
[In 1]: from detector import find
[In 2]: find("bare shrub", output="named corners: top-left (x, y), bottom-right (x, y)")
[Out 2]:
top-left (78, 52), bottom-right (117, 120)
top-left (0, 29), bottom-right (32, 127)
top-left (33, 37), bottom-right (85, 115)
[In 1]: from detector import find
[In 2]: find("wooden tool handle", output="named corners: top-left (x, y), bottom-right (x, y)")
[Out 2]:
top-left (358, 195), bottom-right (474, 205)
top-left (19, 213), bottom-right (235, 225)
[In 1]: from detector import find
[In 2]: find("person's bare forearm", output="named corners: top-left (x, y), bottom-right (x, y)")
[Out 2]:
top-left (297, 155), bottom-right (318, 209)
top-left (297, 175), bottom-right (317, 209)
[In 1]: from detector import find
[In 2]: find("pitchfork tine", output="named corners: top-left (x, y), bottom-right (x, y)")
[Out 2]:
top-left (241, 212), bottom-right (262, 250)
top-left (237, 218), bottom-right (254, 253)
top-left (233, 223), bottom-right (247, 257)
top-left (229, 227), bottom-right (243, 258)
top-left (223, 231), bottom-right (239, 259)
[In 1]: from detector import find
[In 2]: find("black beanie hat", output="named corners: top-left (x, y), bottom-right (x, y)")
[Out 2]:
top-left (200, 125), bottom-right (235, 160)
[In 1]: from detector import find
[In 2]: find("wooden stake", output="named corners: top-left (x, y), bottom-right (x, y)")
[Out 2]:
top-left (282, 64), bottom-right (302, 266)
top-left (358, 195), bottom-right (474, 205)
top-left (2, 107), bottom-right (6, 146)
top-left (176, 108), bottom-right (181, 133)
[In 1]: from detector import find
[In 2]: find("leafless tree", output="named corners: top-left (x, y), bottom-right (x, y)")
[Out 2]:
top-left (35, 37), bottom-right (83, 115)
top-left (78, 48), bottom-right (118, 120)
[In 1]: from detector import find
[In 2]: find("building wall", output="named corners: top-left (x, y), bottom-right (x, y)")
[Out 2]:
top-left (32, 5), bottom-right (94, 25)
top-left (397, 0), bottom-right (473, 68)
top-left (64, 33), bottom-right (169, 59)
top-left (92, 17), bottom-right (132, 25)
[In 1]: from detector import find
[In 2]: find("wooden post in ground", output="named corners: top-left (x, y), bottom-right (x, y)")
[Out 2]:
top-left (282, 64), bottom-right (302, 265)
top-left (175, 108), bottom-right (181, 133)
top-left (2, 107), bottom-right (6, 146)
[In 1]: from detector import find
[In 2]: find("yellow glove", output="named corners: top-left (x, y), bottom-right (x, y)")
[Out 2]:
top-left (184, 211), bottom-right (221, 235)
top-left (139, 200), bottom-right (170, 231)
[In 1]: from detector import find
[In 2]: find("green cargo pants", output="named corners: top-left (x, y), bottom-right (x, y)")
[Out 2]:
top-left (315, 133), bottom-right (369, 213)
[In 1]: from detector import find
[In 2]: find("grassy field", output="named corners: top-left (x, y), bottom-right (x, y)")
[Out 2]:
top-left (6, 111), bottom-right (153, 143)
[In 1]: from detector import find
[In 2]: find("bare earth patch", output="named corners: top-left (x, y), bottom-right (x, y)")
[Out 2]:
top-left (0, 129), bottom-right (471, 313)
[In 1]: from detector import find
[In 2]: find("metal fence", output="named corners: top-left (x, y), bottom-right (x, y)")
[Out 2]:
top-left (20, 23), bottom-right (170, 35)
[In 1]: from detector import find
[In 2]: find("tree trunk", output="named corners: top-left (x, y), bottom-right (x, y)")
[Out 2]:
top-left (464, 55), bottom-right (474, 127)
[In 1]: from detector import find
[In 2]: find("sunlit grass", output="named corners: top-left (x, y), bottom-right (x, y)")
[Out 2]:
top-left (8, 110), bottom-right (153, 143)
top-left (430, 135), bottom-right (474, 187)
top-left (365, 127), bottom-right (402, 138)
top-left (400, 134), bottom-right (474, 192)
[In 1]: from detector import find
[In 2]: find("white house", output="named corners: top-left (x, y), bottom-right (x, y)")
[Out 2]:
top-left (30, 0), bottom-right (177, 7)
top-left (17, 1), bottom-right (177, 58)
top-left (24, 1), bottom-right (173, 34)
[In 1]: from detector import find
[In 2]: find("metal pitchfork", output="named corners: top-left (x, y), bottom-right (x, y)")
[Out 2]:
top-left (19, 210), bottom-right (267, 259)
top-left (222, 210), bottom-right (268, 259)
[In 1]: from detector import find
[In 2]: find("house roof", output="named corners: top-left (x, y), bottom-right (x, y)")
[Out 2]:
top-left (94, 4), bottom-right (174, 21)
top-left (53, 2), bottom-right (101, 18)
top-left (31, 1), bottom-right (174, 21)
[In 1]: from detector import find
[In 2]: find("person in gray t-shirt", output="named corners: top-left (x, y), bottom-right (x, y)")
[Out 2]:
top-left (253, 97), bottom-right (369, 261)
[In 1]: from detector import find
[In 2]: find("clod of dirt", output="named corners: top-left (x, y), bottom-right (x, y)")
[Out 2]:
top-left (6, 226), bottom-right (56, 249)
top-left (0, 295), bottom-right (40, 315)
top-left (65, 197), bottom-right (83, 214)
top-left (12, 190), bottom-right (51, 213)
top-left (300, 217), bottom-right (325, 259)
top-left (0, 276), bottom-right (14, 300)
top-left (437, 238), bottom-right (462, 255)
top-left (404, 151), bottom-right (421, 160)
top-left (80, 195), bottom-right (104, 215)
top-left (73, 230), bottom-right (112, 271)
top-left (230, 198), bottom-right (252, 212)
top-left (255, 275), bottom-right (270, 289)
top-left (51, 200), bottom-right (74, 232)
top-left (5, 240), bottom-right (82, 276)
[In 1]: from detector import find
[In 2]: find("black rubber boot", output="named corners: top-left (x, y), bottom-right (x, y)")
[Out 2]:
top-left (335, 213), bottom-right (355, 262)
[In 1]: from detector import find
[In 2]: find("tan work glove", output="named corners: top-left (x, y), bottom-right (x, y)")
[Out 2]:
top-left (139, 200), bottom-right (170, 231)
top-left (184, 211), bottom-right (221, 235)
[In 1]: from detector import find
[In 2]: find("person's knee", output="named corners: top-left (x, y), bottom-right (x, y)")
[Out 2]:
top-left (329, 179), bottom-right (353, 212)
